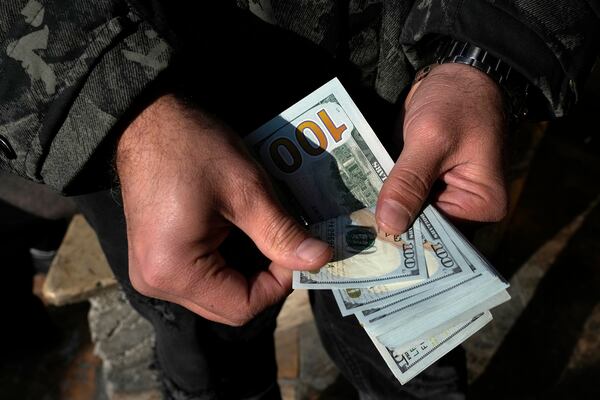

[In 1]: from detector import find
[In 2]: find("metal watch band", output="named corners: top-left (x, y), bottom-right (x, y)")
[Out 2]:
top-left (436, 39), bottom-right (529, 122)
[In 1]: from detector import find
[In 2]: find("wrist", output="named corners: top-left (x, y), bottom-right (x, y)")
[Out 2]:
top-left (403, 61), bottom-right (506, 156)
top-left (434, 38), bottom-right (529, 125)
top-left (407, 63), bottom-right (504, 113)
top-left (116, 93), bottom-right (185, 202)
top-left (117, 93), bottom-right (177, 157)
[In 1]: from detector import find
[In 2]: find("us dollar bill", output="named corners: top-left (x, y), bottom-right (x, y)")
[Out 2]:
top-left (372, 286), bottom-right (509, 349)
top-left (245, 78), bottom-right (395, 224)
top-left (246, 78), bottom-right (510, 385)
top-left (245, 78), bottom-right (427, 287)
top-left (293, 208), bottom-right (427, 289)
top-left (356, 209), bottom-right (508, 344)
top-left (427, 207), bottom-right (509, 286)
top-left (355, 208), bottom-right (476, 321)
top-left (332, 211), bottom-right (473, 314)
top-left (368, 311), bottom-right (493, 385)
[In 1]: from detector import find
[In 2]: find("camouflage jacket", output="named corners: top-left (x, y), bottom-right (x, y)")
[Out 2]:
top-left (0, 0), bottom-right (598, 194)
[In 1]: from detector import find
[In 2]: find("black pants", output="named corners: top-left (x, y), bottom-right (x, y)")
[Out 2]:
top-left (0, 199), bottom-right (63, 359)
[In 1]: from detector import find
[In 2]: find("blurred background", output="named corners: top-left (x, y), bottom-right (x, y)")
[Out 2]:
top-left (0, 63), bottom-right (598, 400)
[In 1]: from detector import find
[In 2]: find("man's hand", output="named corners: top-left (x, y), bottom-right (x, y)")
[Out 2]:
top-left (376, 63), bottom-right (509, 234)
top-left (117, 95), bottom-right (331, 326)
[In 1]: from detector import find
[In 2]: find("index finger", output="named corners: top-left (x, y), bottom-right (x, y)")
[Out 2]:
top-left (146, 255), bottom-right (292, 326)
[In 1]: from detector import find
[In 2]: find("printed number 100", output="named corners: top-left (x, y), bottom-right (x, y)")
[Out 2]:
top-left (269, 109), bottom-right (347, 173)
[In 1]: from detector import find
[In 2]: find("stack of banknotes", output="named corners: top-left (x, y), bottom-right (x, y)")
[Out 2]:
top-left (245, 78), bottom-right (510, 384)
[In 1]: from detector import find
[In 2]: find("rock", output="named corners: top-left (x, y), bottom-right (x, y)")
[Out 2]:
top-left (43, 215), bottom-right (117, 305)
top-left (89, 288), bottom-right (159, 397)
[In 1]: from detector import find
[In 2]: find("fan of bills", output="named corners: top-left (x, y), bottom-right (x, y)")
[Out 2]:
top-left (245, 78), bottom-right (510, 384)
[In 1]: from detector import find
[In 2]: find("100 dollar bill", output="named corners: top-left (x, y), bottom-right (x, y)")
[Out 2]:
top-left (245, 78), bottom-right (427, 286)
top-left (294, 208), bottom-right (427, 289)
top-left (368, 311), bottom-right (493, 385)
top-left (333, 208), bottom-right (473, 313)
top-left (246, 78), bottom-right (510, 385)
top-left (246, 78), bottom-right (394, 223)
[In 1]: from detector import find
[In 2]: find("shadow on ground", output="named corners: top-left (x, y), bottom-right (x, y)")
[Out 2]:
top-left (472, 204), bottom-right (600, 399)
top-left (471, 65), bottom-right (600, 400)
top-left (0, 302), bottom-right (98, 400)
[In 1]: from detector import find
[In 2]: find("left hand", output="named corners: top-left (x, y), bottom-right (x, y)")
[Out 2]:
top-left (117, 94), bottom-right (331, 326)
top-left (376, 63), bottom-right (509, 234)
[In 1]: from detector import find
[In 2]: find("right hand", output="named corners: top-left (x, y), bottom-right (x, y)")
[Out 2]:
top-left (376, 63), bottom-right (508, 234)
top-left (117, 94), bottom-right (332, 326)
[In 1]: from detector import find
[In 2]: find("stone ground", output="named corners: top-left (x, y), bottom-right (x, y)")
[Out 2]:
top-left (1, 70), bottom-right (599, 400)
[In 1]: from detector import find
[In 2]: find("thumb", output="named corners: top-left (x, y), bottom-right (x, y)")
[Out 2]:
top-left (226, 180), bottom-right (332, 271)
top-left (376, 143), bottom-right (443, 234)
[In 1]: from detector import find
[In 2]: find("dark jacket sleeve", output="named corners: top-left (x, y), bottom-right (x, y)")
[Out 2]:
top-left (400, 0), bottom-right (600, 118)
top-left (0, 0), bottom-right (173, 194)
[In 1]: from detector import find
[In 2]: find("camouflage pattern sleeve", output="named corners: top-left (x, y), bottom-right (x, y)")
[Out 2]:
top-left (0, 0), bottom-right (173, 194)
top-left (400, 0), bottom-right (600, 118)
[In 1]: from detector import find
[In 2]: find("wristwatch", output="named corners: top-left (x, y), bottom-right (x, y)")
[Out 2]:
top-left (419, 39), bottom-right (530, 124)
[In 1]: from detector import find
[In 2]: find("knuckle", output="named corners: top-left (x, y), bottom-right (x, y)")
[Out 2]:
top-left (495, 206), bottom-right (509, 221)
top-left (489, 194), bottom-right (509, 221)
top-left (385, 167), bottom-right (431, 207)
top-left (260, 212), bottom-right (303, 254)
top-left (405, 114), bottom-right (451, 146)
top-left (129, 267), bottom-right (151, 296)
top-left (223, 168), bottom-right (269, 219)
top-left (137, 257), bottom-right (170, 291)
top-left (222, 317), bottom-right (244, 327)
top-left (479, 184), bottom-right (508, 222)
top-left (227, 167), bottom-right (304, 255)
top-left (237, 168), bottom-right (266, 195)
top-left (226, 311), bottom-right (254, 327)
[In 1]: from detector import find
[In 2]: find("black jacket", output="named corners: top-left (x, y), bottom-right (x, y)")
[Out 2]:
top-left (0, 0), bottom-right (598, 194)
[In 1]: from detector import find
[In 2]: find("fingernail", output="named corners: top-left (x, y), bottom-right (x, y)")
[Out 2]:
top-left (296, 237), bottom-right (330, 263)
top-left (378, 199), bottom-right (410, 233)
